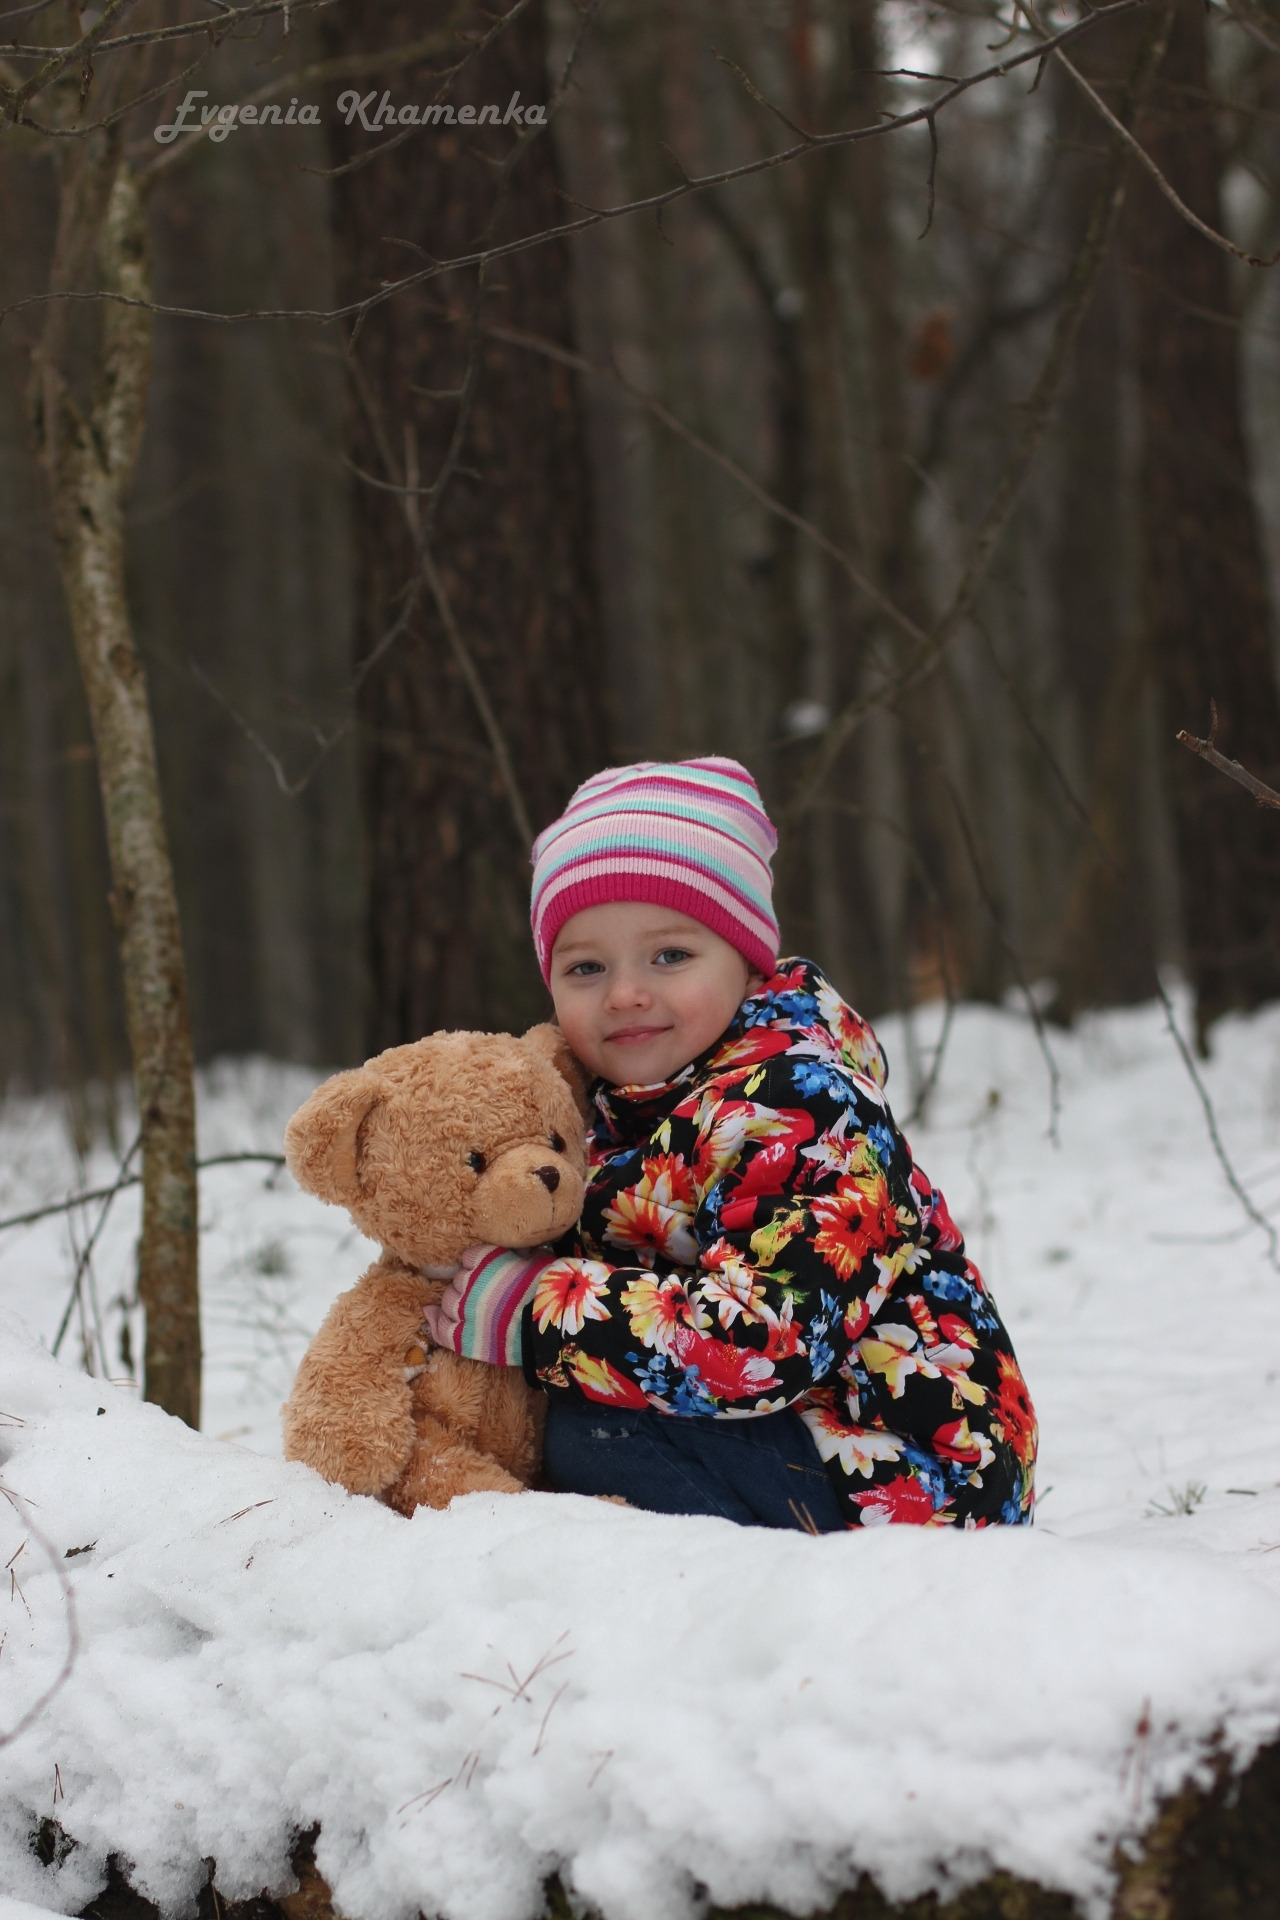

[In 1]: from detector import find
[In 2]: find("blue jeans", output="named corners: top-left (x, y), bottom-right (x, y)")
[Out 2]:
top-left (543, 1400), bottom-right (847, 1532)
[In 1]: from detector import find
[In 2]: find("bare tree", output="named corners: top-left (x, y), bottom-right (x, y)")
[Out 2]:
top-left (28, 114), bottom-right (199, 1426)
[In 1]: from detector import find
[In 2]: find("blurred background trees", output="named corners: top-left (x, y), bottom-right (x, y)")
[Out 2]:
top-left (3, 0), bottom-right (1279, 1132)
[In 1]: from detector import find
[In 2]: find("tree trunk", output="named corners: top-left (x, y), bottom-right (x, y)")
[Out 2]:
top-left (767, 5), bottom-right (884, 1002)
top-left (1050, 12), bottom-right (1161, 1019)
top-left (323, 2), bottom-right (611, 1048)
top-left (1128, 0), bottom-right (1280, 1041)
top-left (32, 141), bottom-right (200, 1428)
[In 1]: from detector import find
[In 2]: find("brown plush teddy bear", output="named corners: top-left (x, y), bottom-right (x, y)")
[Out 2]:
top-left (281, 1024), bottom-right (588, 1514)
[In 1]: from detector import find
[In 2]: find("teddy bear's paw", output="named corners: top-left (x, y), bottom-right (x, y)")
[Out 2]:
top-left (403, 1341), bottom-right (430, 1383)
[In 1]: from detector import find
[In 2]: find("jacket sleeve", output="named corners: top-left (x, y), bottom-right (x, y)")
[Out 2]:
top-left (522, 1053), bottom-right (931, 1417)
top-left (792, 1153), bottom-right (1039, 1525)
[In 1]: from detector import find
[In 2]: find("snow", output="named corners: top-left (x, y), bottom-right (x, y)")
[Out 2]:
top-left (0, 997), bottom-right (1279, 1920)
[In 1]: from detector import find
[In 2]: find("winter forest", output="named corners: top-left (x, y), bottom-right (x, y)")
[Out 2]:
top-left (2, 2), bottom-right (1280, 1919)
top-left (6, 0), bottom-right (1280, 1096)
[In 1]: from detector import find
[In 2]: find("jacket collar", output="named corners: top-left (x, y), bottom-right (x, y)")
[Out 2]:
top-left (589, 957), bottom-right (847, 1144)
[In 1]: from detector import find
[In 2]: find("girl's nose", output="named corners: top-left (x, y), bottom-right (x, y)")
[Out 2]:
top-left (604, 969), bottom-right (649, 1010)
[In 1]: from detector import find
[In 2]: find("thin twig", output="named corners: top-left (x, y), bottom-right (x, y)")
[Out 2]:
top-left (0, 0), bottom-right (143, 121)
top-left (397, 1777), bottom-right (453, 1816)
top-left (813, 796), bottom-right (960, 1126)
top-left (338, 281), bottom-right (537, 848)
top-left (0, 1), bottom-right (1148, 333)
top-left (188, 657), bottom-right (351, 800)
top-left (5, 0), bottom-right (318, 58)
top-left (785, 0), bottom-right (1179, 825)
top-left (532, 1679), bottom-right (569, 1754)
top-left (969, 666), bottom-right (1280, 1263)
top-left (484, 322), bottom-right (928, 651)
top-left (1154, 979), bottom-right (1280, 1269)
top-left (421, 550), bottom-right (534, 848)
top-left (974, 615), bottom-right (1117, 861)
top-left (1176, 702), bottom-right (1280, 810)
top-left (460, 1635), bottom-right (573, 1705)
top-left (1021, 2), bottom-right (1280, 269)
top-left (0, 1152), bottom-right (285, 1235)
top-left (0, 1488), bottom-right (78, 1750)
top-left (919, 112), bottom-right (940, 238)
top-left (217, 1499), bottom-right (274, 1525)
top-left (51, 1130), bottom-right (141, 1360)
top-left (931, 757), bottom-right (1062, 1142)
top-left (310, 0), bottom-right (533, 184)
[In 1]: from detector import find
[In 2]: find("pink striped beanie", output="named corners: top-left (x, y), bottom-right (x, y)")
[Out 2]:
top-left (530, 757), bottom-right (779, 983)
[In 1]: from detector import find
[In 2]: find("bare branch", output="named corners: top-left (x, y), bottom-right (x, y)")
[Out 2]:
top-left (932, 754), bottom-right (1063, 1141)
top-left (483, 321), bottom-right (929, 649)
top-left (1219, 0), bottom-right (1280, 59)
top-left (814, 797), bottom-right (961, 1126)
top-left (188, 657), bottom-right (351, 799)
top-left (0, 0), bottom-right (144, 122)
top-left (1021, 3), bottom-right (1280, 268)
top-left (307, 0), bottom-right (532, 183)
top-left (51, 1130), bottom-right (141, 1359)
top-left (3, 0), bottom-right (316, 62)
top-left (957, 645), bottom-right (1280, 1265)
top-left (711, 46), bottom-right (821, 145)
top-left (784, 0), bottom-right (1181, 824)
top-left (0, 1153), bottom-right (287, 1235)
top-left (341, 284), bottom-right (536, 849)
top-left (1156, 981), bottom-right (1280, 1269)
top-left (1176, 702), bottom-right (1280, 809)
top-left (0, 1491), bottom-right (78, 1751)
top-left (919, 111), bottom-right (940, 238)
top-left (422, 550), bottom-right (534, 848)
top-left (1, 0), bottom-right (1149, 331)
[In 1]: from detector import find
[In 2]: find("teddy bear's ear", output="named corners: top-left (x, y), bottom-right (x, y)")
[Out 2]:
top-left (283, 1066), bottom-right (382, 1207)
top-left (521, 1022), bottom-right (593, 1123)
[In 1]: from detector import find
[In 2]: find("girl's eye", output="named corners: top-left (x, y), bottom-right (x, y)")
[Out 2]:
top-left (468, 1151), bottom-right (487, 1174)
top-left (566, 959), bottom-right (604, 977)
top-left (548, 1131), bottom-right (566, 1154)
top-left (655, 947), bottom-right (693, 966)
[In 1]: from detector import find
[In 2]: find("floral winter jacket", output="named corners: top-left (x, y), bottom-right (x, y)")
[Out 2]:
top-left (523, 959), bottom-right (1037, 1528)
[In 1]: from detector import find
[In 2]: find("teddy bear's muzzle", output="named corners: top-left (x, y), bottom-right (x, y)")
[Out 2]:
top-left (472, 1143), bottom-right (585, 1247)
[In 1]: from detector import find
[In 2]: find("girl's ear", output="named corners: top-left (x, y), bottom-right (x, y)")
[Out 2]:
top-left (521, 1021), bottom-right (593, 1122)
top-left (284, 1066), bottom-right (382, 1206)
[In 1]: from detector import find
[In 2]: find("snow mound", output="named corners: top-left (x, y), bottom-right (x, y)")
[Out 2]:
top-left (3, 1000), bottom-right (1280, 1920)
top-left (1, 1327), bottom-right (1278, 1920)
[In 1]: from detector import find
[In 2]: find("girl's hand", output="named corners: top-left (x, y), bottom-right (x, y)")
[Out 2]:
top-left (422, 1245), bottom-right (493, 1351)
top-left (422, 1245), bottom-right (551, 1366)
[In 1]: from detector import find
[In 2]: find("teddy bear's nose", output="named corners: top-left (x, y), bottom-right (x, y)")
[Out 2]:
top-left (534, 1165), bottom-right (561, 1193)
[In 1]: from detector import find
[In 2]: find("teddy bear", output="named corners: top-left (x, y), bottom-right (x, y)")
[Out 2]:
top-left (280, 1023), bottom-right (589, 1514)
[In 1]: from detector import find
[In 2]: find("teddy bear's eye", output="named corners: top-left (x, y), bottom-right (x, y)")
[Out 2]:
top-left (548, 1131), bottom-right (566, 1154)
top-left (467, 1150), bottom-right (487, 1174)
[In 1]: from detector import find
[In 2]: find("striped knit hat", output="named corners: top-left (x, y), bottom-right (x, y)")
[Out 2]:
top-left (530, 757), bottom-right (779, 983)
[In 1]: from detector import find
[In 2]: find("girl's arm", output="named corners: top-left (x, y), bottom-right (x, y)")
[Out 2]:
top-left (427, 1053), bottom-right (934, 1417)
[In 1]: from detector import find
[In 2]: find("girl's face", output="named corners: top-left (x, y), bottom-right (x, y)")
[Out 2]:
top-left (549, 903), bottom-right (760, 1087)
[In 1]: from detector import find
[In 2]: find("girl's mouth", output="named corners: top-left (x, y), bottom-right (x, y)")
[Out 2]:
top-left (606, 1025), bottom-right (671, 1045)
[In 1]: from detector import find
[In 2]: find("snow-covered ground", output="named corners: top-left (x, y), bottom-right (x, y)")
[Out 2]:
top-left (0, 996), bottom-right (1278, 1920)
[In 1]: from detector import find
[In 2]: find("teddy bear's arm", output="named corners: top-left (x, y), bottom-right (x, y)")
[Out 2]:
top-left (282, 1263), bottom-right (431, 1497)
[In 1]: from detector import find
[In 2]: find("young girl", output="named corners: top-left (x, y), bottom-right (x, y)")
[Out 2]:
top-left (426, 757), bottom-right (1037, 1531)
